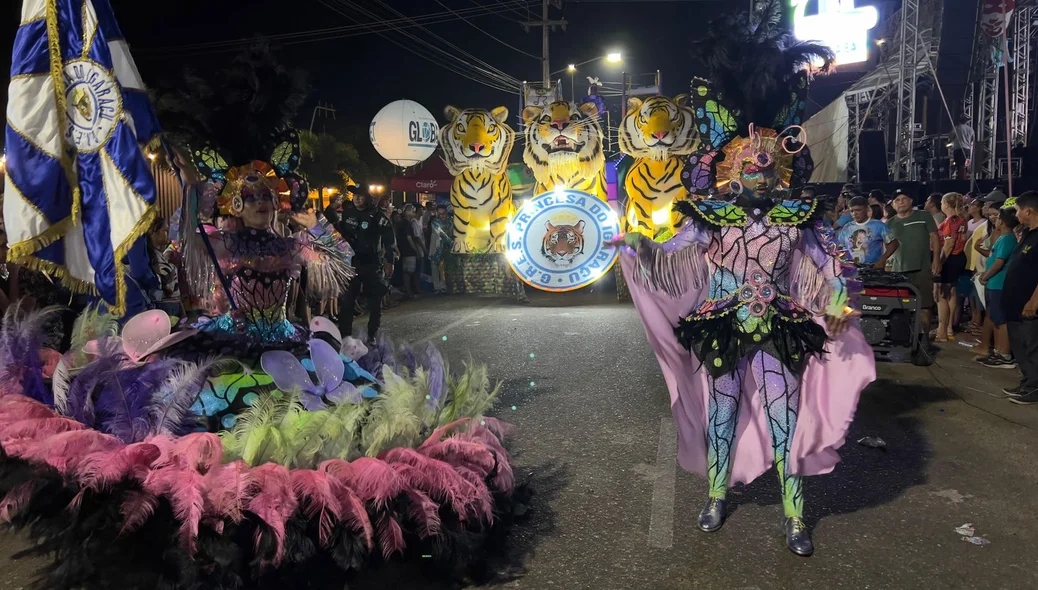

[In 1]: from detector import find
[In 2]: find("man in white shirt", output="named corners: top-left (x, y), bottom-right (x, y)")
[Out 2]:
top-left (951, 114), bottom-right (975, 180)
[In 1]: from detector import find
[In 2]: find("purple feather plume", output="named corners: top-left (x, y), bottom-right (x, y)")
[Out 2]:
top-left (420, 344), bottom-right (446, 406)
top-left (96, 360), bottom-right (177, 444)
top-left (64, 349), bottom-right (127, 425)
top-left (0, 306), bottom-right (60, 404)
top-left (398, 344), bottom-right (418, 375)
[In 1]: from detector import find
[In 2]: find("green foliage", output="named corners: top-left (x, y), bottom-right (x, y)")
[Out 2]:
top-left (297, 130), bottom-right (364, 194)
top-left (221, 362), bottom-right (501, 469)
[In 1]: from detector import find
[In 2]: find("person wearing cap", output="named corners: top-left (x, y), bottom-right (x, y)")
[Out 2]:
top-left (888, 190), bottom-right (942, 336)
top-left (325, 188), bottom-right (396, 344)
top-left (1002, 192), bottom-right (1038, 404)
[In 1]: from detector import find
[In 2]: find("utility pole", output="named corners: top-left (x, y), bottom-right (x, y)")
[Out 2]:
top-left (522, 0), bottom-right (566, 86)
top-left (309, 103), bottom-right (337, 133)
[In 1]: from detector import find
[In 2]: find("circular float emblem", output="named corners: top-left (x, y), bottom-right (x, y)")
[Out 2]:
top-left (63, 59), bottom-right (121, 152)
top-left (506, 188), bottom-right (621, 292)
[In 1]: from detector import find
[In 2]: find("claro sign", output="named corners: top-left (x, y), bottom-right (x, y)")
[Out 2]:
top-left (791, 0), bottom-right (879, 66)
top-left (390, 178), bottom-right (452, 192)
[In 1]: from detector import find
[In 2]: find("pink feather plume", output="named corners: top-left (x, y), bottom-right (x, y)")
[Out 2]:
top-left (418, 417), bottom-right (471, 451)
top-left (375, 511), bottom-right (405, 559)
top-left (143, 460), bottom-right (206, 554)
top-left (77, 442), bottom-right (161, 491)
top-left (202, 461), bottom-right (257, 524)
top-left (118, 490), bottom-right (159, 535)
top-left (0, 481), bottom-right (34, 523)
top-left (248, 463), bottom-right (299, 565)
top-left (0, 416), bottom-right (86, 444)
top-left (403, 488), bottom-right (441, 538)
top-left (290, 470), bottom-right (342, 548)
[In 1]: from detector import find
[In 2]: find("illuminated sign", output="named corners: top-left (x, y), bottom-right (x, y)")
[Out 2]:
top-left (792, 0), bottom-right (879, 65)
top-left (506, 188), bottom-right (621, 292)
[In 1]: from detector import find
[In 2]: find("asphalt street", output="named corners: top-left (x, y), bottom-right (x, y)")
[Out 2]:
top-left (2, 291), bottom-right (1037, 589)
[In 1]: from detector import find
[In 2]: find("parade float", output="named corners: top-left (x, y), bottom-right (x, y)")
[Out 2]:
top-left (0, 1), bottom-right (524, 582)
top-left (437, 106), bottom-right (527, 298)
top-left (0, 306), bottom-right (523, 589)
top-left (616, 95), bottom-right (700, 241)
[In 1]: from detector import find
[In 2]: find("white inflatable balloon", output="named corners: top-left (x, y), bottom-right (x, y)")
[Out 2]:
top-left (369, 100), bottom-right (439, 167)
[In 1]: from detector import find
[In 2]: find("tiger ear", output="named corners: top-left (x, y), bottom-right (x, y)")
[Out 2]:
top-left (490, 106), bottom-right (509, 124)
top-left (444, 105), bottom-right (462, 121)
top-left (626, 97), bottom-right (643, 112)
top-left (545, 220), bottom-right (555, 231)
top-left (673, 94), bottom-right (689, 107)
top-left (523, 105), bottom-right (543, 124)
top-left (575, 220), bottom-right (586, 232)
top-left (578, 101), bottom-right (599, 119)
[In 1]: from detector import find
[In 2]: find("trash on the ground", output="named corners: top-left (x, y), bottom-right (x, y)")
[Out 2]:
top-left (857, 436), bottom-right (887, 449)
top-left (954, 523), bottom-right (975, 536)
top-left (958, 341), bottom-right (978, 349)
top-left (956, 522), bottom-right (991, 546)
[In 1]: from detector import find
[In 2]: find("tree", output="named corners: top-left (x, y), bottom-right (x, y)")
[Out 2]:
top-left (151, 42), bottom-right (310, 165)
top-left (298, 130), bottom-right (364, 197)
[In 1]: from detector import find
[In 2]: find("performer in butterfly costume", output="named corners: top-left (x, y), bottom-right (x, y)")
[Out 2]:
top-left (610, 2), bottom-right (875, 556)
top-left (176, 129), bottom-right (354, 351)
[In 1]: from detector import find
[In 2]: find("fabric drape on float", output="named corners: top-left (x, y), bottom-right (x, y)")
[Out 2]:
top-left (803, 98), bottom-right (849, 183)
top-left (4, 0), bottom-right (160, 316)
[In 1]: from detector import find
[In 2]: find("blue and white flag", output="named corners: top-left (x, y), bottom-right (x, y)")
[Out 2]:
top-left (5, 0), bottom-right (160, 316)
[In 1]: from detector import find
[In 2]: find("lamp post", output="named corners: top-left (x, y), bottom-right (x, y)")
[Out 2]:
top-left (551, 52), bottom-right (622, 102)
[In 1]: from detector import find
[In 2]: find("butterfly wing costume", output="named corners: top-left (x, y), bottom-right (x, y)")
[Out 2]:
top-left (617, 0), bottom-right (875, 555)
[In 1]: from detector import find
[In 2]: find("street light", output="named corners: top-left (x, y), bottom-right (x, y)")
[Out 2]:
top-left (552, 53), bottom-right (623, 101)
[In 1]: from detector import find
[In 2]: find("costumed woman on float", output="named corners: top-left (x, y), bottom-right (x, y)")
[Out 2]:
top-left (608, 1), bottom-right (875, 556)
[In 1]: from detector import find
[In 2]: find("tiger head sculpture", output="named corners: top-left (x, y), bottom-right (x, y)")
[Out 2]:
top-left (522, 101), bottom-right (605, 184)
top-left (439, 106), bottom-right (514, 176)
top-left (618, 95), bottom-right (698, 162)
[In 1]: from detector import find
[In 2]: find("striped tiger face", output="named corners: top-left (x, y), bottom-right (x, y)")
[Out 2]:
top-left (618, 95), bottom-right (698, 161)
top-left (522, 101), bottom-right (604, 181)
top-left (439, 106), bottom-right (514, 176)
top-left (541, 219), bottom-right (586, 266)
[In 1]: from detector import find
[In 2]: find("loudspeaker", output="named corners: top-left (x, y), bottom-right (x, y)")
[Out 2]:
top-left (858, 130), bottom-right (888, 181)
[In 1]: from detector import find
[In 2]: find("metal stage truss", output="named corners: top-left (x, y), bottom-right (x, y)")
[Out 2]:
top-left (964, 0), bottom-right (1036, 179)
top-left (844, 0), bottom-right (943, 183)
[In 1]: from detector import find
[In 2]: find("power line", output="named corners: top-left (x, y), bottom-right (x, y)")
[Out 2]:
top-left (328, 0), bottom-right (520, 89)
top-left (317, 0), bottom-right (519, 93)
top-left (363, 0), bottom-right (521, 86)
top-left (431, 0), bottom-right (540, 60)
top-left (137, 0), bottom-right (536, 56)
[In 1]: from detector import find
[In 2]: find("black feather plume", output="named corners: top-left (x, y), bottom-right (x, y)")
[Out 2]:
top-left (691, 0), bottom-right (834, 128)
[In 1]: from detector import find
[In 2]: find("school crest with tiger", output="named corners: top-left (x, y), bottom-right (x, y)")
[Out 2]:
top-left (522, 101), bottom-right (607, 200)
top-left (540, 220), bottom-right (586, 267)
top-left (617, 95), bottom-right (699, 240)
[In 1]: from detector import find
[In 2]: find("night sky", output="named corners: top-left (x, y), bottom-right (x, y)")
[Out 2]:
top-left (1, 0), bottom-right (978, 146)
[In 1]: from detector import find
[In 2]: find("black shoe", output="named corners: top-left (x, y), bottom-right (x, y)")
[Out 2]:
top-left (1002, 383), bottom-right (1027, 397)
top-left (697, 498), bottom-right (727, 532)
top-left (783, 517), bottom-right (814, 556)
top-left (981, 354), bottom-right (1018, 370)
top-left (1009, 389), bottom-right (1038, 405)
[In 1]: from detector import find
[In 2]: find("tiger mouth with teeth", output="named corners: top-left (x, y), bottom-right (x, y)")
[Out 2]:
top-left (545, 136), bottom-right (584, 153)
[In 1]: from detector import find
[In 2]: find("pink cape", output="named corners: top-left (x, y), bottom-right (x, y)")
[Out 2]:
top-left (620, 253), bottom-right (875, 485)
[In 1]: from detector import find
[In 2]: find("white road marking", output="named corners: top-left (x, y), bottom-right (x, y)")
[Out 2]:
top-left (413, 303), bottom-right (497, 344)
top-left (648, 417), bottom-right (678, 549)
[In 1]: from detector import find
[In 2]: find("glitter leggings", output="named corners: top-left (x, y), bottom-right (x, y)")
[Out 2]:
top-left (705, 350), bottom-right (804, 518)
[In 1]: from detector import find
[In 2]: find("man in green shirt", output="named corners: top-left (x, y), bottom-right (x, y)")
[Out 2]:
top-left (887, 190), bottom-right (942, 333)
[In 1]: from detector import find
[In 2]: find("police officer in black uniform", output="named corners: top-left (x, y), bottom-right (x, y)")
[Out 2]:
top-left (325, 187), bottom-right (396, 344)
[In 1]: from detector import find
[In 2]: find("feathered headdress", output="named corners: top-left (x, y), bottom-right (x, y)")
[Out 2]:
top-left (681, 0), bottom-right (834, 197)
top-left (217, 161), bottom-right (291, 216)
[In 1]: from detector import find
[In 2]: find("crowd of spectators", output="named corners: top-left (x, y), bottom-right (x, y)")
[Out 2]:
top-left (821, 185), bottom-right (1038, 402)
